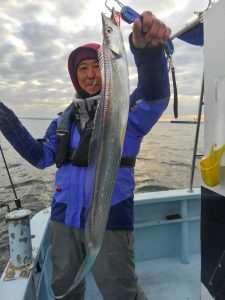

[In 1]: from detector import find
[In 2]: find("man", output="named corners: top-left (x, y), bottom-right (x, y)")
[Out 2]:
top-left (0, 11), bottom-right (171, 300)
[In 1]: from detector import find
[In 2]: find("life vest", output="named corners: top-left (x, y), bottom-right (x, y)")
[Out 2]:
top-left (56, 100), bottom-right (136, 168)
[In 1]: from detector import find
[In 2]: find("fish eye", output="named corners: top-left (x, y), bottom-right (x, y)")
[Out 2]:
top-left (106, 26), bottom-right (113, 34)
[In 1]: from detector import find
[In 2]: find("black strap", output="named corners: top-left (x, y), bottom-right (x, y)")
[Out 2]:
top-left (56, 132), bottom-right (70, 168)
top-left (120, 157), bottom-right (136, 167)
top-left (70, 153), bottom-right (136, 168)
top-left (55, 104), bottom-right (94, 169)
top-left (70, 127), bottom-right (92, 167)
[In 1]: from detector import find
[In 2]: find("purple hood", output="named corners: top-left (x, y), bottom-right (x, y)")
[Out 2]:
top-left (68, 43), bottom-right (101, 98)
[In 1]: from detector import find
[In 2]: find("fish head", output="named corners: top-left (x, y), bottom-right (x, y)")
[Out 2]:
top-left (101, 10), bottom-right (124, 59)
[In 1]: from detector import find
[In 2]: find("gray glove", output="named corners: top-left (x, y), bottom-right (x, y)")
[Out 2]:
top-left (0, 101), bottom-right (18, 130)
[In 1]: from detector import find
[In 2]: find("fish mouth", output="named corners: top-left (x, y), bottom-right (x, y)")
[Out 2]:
top-left (101, 11), bottom-right (118, 28)
top-left (101, 12), bottom-right (108, 29)
top-left (101, 12), bottom-right (106, 24)
top-left (101, 12), bottom-right (122, 58)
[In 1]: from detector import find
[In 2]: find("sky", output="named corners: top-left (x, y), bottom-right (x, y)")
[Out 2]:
top-left (0, 0), bottom-right (213, 118)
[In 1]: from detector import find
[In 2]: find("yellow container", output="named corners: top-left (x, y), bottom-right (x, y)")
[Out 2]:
top-left (200, 144), bottom-right (225, 187)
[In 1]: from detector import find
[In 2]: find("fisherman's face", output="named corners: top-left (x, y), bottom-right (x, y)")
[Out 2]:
top-left (77, 59), bottom-right (102, 95)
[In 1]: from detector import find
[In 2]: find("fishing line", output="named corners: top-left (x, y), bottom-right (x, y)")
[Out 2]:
top-left (88, 70), bottom-right (100, 97)
top-left (92, 76), bottom-right (97, 89)
top-left (92, 67), bottom-right (100, 90)
top-left (0, 134), bottom-right (21, 210)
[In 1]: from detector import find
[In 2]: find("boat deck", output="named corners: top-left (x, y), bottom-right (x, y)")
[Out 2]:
top-left (86, 254), bottom-right (200, 300)
top-left (0, 253), bottom-right (201, 300)
top-left (0, 189), bottom-right (201, 300)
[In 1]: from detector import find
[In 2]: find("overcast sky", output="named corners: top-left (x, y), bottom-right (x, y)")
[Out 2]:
top-left (0, 0), bottom-right (212, 118)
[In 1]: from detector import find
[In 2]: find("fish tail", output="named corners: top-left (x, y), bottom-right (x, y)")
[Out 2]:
top-left (54, 246), bottom-right (98, 299)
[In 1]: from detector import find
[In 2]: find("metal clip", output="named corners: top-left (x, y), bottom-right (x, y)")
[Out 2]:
top-left (104, 1), bottom-right (121, 26)
top-left (105, 0), bottom-right (124, 13)
top-left (105, 0), bottom-right (174, 57)
top-left (105, 0), bottom-right (112, 13)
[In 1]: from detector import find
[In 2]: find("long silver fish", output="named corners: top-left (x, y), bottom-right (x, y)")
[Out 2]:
top-left (55, 10), bottom-right (130, 299)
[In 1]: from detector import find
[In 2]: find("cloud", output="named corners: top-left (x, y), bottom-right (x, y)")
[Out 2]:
top-left (0, 0), bottom-right (210, 117)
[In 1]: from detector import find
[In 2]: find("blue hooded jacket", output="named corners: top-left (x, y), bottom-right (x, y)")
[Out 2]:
top-left (1, 36), bottom-right (170, 230)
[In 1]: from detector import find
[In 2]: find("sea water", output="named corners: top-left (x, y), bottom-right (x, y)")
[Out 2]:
top-left (0, 118), bottom-right (204, 274)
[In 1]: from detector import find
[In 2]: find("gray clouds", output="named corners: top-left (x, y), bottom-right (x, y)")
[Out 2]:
top-left (0, 0), bottom-right (210, 117)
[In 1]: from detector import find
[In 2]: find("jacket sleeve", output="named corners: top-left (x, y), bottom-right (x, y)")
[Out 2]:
top-left (128, 34), bottom-right (170, 137)
top-left (1, 114), bottom-right (57, 169)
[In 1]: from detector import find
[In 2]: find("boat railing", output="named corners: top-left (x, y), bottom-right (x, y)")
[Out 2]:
top-left (189, 74), bottom-right (204, 192)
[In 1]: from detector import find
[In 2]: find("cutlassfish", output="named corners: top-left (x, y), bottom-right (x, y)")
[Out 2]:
top-left (55, 10), bottom-right (130, 298)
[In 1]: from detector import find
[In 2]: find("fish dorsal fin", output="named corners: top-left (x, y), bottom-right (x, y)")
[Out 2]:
top-left (98, 46), bottom-right (105, 83)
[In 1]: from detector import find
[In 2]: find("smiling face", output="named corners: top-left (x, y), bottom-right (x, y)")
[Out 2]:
top-left (77, 59), bottom-right (102, 95)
